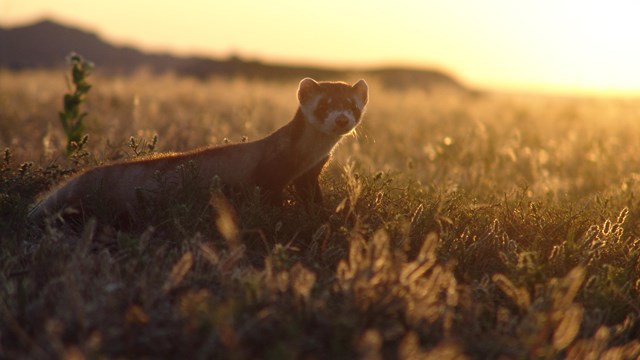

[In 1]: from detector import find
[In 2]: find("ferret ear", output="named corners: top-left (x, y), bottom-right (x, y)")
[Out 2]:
top-left (352, 79), bottom-right (369, 107)
top-left (298, 78), bottom-right (321, 104)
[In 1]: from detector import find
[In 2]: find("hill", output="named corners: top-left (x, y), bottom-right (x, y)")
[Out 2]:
top-left (0, 19), bottom-right (466, 91)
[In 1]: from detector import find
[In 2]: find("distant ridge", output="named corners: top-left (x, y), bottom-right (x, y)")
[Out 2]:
top-left (0, 19), bottom-right (466, 91)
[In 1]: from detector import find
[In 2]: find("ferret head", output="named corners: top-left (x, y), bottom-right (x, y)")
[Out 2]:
top-left (297, 78), bottom-right (368, 136)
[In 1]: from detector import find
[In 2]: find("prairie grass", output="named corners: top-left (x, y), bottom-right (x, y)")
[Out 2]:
top-left (1, 69), bottom-right (640, 358)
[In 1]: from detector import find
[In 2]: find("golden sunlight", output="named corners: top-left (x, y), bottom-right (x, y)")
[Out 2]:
top-left (1, 0), bottom-right (639, 95)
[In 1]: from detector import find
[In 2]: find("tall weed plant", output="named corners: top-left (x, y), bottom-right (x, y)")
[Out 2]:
top-left (59, 53), bottom-right (93, 158)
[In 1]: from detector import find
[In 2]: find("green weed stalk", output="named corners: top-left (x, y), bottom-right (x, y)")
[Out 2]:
top-left (59, 53), bottom-right (93, 157)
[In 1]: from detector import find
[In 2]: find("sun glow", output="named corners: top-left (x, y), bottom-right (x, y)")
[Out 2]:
top-left (1, 0), bottom-right (640, 96)
top-left (493, 1), bottom-right (640, 95)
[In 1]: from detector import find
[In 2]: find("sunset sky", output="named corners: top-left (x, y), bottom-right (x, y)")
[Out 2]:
top-left (2, 0), bottom-right (639, 96)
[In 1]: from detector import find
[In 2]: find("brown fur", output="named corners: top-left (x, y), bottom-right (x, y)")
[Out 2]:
top-left (29, 78), bottom-right (368, 226)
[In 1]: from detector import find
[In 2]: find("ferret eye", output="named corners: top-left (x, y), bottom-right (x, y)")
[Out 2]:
top-left (316, 99), bottom-right (329, 114)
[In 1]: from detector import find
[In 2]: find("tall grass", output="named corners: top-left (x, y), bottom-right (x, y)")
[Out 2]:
top-left (1, 69), bottom-right (640, 358)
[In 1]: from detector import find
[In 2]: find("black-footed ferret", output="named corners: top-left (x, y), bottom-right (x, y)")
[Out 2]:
top-left (28, 78), bottom-right (368, 226)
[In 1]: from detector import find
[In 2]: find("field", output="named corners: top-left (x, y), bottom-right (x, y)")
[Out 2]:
top-left (2, 68), bottom-right (640, 359)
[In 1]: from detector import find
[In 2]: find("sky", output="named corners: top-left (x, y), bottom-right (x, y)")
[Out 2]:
top-left (2, 0), bottom-right (640, 96)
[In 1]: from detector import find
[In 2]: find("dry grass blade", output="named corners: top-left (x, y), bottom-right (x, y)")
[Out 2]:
top-left (554, 266), bottom-right (585, 309)
top-left (492, 273), bottom-right (531, 310)
top-left (553, 303), bottom-right (584, 351)
top-left (210, 191), bottom-right (240, 251)
top-left (163, 251), bottom-right (194, 293)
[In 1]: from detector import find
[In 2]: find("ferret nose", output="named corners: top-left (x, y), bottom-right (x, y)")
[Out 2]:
top-left (335, 115), bottom-right (349, 127)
